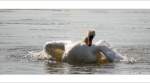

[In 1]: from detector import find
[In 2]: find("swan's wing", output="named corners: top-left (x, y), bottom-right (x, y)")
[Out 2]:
top-left (29, 40), bottom-right (72, 60)
top-left (44, 40), bottom-right (72, 49)
top-left (95, 40), bottom-right (111, 48)
top-left (44, 40), bottom-right (72, 57)
top-left (98, 46), bottom-right (125, 62)
top-left (95, 40), bottom-right (125, 62)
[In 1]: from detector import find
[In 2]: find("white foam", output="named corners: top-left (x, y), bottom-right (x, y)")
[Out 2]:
top-left (28, 50), bottom-right (51, 60)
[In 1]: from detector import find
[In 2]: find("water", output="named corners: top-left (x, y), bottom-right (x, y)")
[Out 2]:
top-left (0, 9), bottom-right (150, 74)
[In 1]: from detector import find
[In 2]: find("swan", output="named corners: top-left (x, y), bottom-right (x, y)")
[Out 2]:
top-left (62, 30), bottom-right (126, 64)
top-left (32, 30), bottom-right (127, 64)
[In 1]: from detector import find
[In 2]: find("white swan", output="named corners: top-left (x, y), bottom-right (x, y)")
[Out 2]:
top-left (32, 30), bottom-right (127, 64)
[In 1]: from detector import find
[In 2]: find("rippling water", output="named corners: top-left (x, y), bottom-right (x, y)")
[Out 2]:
top-left (0, 9), bottom-right (150, 74)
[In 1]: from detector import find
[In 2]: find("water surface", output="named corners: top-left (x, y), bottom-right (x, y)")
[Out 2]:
top-left (0, 9), bottom-right (150, 74)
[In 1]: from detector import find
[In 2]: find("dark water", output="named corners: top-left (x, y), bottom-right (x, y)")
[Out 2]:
top-left (0, 9), bottom-right (150, 74)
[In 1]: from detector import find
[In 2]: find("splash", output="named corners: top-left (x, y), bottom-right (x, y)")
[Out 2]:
top-left (28, 50), bottom-right (52, 60)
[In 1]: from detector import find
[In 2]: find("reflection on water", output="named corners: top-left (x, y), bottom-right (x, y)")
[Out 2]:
top-left (0, 9), bottom-right (150, 74)
top-left (44, 60), bottom-right (116, 74)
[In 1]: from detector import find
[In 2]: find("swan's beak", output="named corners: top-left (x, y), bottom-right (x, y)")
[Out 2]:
top-left (88, 30), bottom-right (95, 46)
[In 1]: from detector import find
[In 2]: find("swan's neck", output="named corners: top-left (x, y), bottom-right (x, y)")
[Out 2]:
top-left (84, 36), bottom-right (93, 46)
top-left (84, 30), bottom-right (95, 46)
top-left (89, 35), bottom-right (94, 46)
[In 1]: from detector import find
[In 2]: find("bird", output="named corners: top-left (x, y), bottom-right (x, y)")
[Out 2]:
top-left (62, 30), bottom-right (126, 64)
top-left (33, 30), bottom-right (127, 64)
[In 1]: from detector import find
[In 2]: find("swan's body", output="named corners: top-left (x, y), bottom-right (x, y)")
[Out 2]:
top-left (63, 40), bottom-right (126, 64)
top-left (63, 42), bottom-right (98, 64)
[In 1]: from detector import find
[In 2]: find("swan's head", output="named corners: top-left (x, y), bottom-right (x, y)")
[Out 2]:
top-left (84, 30), bottom-right (95, 46)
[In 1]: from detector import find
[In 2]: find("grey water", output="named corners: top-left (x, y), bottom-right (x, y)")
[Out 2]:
top-left (0, 9), bottom-right (150, 74)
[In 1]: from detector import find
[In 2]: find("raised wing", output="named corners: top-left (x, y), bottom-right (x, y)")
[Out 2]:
top-left (95, 40), bottom-right (126, 62)
top-left (44, 40), bottom-right (72, 61)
